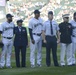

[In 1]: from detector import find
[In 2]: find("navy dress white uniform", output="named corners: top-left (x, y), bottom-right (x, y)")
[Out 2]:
top-left (28, 10), bottom-right (43, 67)
top-left (70, 12), bottom-right (76, 65)
top-left (0, 14), bottom-right (14, 68)
top-left (43, 11), bottom-right (59, 67)
top-left (59, 14), bottom-right (73, 66)
top-left (14, 20), bottom-right (28, 67)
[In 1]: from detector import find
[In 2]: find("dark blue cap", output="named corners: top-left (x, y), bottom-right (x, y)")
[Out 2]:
top-left (17, 19), bottom-right (23, 24)
top-left (74, 12), bottom-right (76, 16)
top-left (48, 11), bottom-right (53, 15)
top-left (6, 14), bottom-right (13, 18)
top-left (34, 10), bottom-right (40, 14)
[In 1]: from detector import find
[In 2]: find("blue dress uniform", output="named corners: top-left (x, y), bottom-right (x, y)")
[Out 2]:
top-left (14, 20), bottom-right (28, 67)
top-left (43, 11), bottom-right (59, 67)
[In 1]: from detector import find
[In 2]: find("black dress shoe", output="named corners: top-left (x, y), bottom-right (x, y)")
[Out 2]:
top-left (22, 66), bottom-right (26, 68)
top-left (47, 65), bottom-right (50, 67)
top-left (17, 66), bottom-right (20, 68)
top-left (61, 65), bottom-right (65, 67)
top-left (55, 65), bottom-right (59, 67)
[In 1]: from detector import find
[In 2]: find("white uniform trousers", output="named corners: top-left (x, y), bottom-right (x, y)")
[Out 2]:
top-left (60, 43), bottom-right (72, 66)
top-left (0, 38), bottom-right (13, 67)
top-left (30, 35), bottom-right (42, 66)
top-left (71, 37), bottom-right (76, 64)
top-left (72, 42), bottom-right (76, 64)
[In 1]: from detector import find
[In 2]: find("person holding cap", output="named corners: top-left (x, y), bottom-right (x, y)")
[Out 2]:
top-left (70, 12), bottom-right (76, 65)
top-left (13, 19), bottom-right (28, 68)
top-left (28, 9), bottom-right (43, 68)
top-left (59, 14), bottom-right (73, 66)
top-left (42, 11), bottom-right (60, 67)
top-left (0, 14), bottom-right (15, 68)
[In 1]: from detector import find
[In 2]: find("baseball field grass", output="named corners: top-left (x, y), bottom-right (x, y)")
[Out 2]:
top-left (0, 47), bottom-right (76, 75)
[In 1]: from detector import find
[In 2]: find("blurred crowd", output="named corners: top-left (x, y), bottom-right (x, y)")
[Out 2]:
top-left (7, 0), bottom-right (76, 23)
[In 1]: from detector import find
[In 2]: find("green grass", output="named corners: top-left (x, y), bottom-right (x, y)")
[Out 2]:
top-left (0, 47), bottom-right (76, 75)
top-left (1, 66), bottom-right (76, 75)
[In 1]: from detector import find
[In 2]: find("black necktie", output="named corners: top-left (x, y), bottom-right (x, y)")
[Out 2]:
top-left (50, 21), bottom-right (53, 35)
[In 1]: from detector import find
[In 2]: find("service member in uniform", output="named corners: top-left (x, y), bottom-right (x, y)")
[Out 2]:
top-left (70, 12), bottom-right (76, 65)
top-left (43, 11), bottom-right (60, 67)
top-left (0, 14), bottom-right (14, 68)
top-left (14, 19), bottom-right (28, 67)
top-left (59, 14), bottom-right (73, 66)
top-left (28, 10), bottom-right (43, 68)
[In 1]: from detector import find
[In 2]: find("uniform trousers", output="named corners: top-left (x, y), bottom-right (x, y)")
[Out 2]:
top-left (46, 36), bottom-right (59, 66)
top-left (72, 42), bottom-right (76, 64)
top-left (14, 46), bottom-right (26, 67)
top-left (30, 35), bottom-right (42, 66)
top-left (60, 43), bottom-right (72, 65)
top-left (0, 38), bottom-right (13, 67)
top-left (72, 37), bottom-right (76, 64)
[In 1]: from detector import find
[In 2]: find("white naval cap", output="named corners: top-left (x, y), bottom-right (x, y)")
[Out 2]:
top-left (62, 14), bottom-right (69, 18)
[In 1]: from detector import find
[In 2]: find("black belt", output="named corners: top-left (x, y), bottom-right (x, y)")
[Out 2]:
top-left (72, 35), bottom-right (76, 37)
top-left (3, 37), bottom-right (13, 39)
top-left (33, 33), bottom-right (41, 36)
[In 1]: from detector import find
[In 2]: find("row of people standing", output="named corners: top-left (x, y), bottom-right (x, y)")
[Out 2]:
top-left (28, 10), bottom-right (76, 67)
top-left (0, 14), bottom-right (28, 68)
top-left (29, 10), bottom-right (76, 67)
top-left (0, 9), bottom-right (76, 68)
top-left (43, 11), bottom-right (76, 67)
